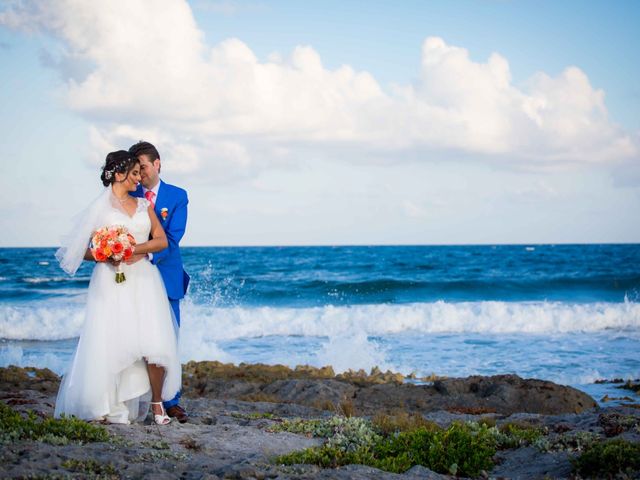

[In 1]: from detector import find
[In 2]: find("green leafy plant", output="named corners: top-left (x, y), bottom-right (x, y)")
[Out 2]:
top-left (573, 439), bottom-right (640, 477)
top-left (493, 422), bottom-right (545, 449)
top-left (373, 422), bottom-right (496, 476)
top-left (275, 419), bottom-right (497, 477)
top-left (268, 417), bottom-right (322, 435)
top-left (317, 416), bottom-right (381, 452)
top-left (0, 403), bottom-right (109, 445)
top-left (534, 430), bottom-right (600, 453)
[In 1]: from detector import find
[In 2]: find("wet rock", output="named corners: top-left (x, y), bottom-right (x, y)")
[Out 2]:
top-left (0, 366), bottom-right (60, 395)
top-left (262, 379), bottom-right (356, 409)
top-left (403, 464), bottom-right (449, 478)
top-left (491, 447), bottom-right (573, 479)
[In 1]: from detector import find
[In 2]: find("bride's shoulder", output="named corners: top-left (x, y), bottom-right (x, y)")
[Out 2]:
top-left (136, 197), bottom-right (151, 211)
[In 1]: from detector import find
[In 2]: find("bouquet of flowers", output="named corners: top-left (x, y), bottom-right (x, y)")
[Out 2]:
top-left (91, 225), bottom-right (136, 283)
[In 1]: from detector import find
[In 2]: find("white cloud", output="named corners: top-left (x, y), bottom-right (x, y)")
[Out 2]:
top-left (1, 0), bottom-right (637, 182)
top-left (401, 200), bottom-right (428, 219)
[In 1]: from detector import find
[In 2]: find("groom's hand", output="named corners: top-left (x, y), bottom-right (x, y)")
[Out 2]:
top-left (125, 253), bottom-right (146, 265)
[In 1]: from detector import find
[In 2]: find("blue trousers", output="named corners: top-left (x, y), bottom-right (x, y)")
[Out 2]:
top-left (163, 298), bottom-right (182, 409)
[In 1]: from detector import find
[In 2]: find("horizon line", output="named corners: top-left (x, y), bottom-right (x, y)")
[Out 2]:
top-left (2, 241), bottom-right (639, 249)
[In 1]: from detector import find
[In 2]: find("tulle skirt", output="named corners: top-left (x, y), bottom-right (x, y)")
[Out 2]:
top-left (54, 259), bottom-right (181, 423)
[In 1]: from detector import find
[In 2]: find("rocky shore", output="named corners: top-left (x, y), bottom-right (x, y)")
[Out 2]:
top-left (1, 363), bottom-right (639, 479)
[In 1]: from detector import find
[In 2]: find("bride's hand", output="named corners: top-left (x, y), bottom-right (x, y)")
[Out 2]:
top-left (125, 253), bottom-right (146, 265)
top-left (108, 257), bottom-right (121, 267)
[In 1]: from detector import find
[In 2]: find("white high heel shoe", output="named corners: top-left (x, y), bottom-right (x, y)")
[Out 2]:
top-left (150, 402), bottom-right (171, 425)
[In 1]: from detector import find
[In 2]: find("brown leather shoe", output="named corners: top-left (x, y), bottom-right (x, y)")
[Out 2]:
top-left (166, 405), bottom-right (188, 423)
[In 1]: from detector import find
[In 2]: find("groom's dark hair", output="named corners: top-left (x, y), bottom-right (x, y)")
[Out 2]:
top-left (129, 141), bottom-right (160, 161)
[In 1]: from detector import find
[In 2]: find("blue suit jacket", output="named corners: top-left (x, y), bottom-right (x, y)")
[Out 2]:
top-left (133, 181), bottom-right (190, 300)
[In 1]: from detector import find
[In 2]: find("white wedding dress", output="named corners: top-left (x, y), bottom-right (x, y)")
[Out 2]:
top-left (55, 197), bottom-right (181, 423)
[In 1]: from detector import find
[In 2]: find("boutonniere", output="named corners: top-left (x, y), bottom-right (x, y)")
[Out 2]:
top-left (160, 207), bottom-right (169, 221)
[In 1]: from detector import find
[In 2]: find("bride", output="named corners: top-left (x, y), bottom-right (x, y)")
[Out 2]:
top-left (55, 150), bottom-right (181, 425)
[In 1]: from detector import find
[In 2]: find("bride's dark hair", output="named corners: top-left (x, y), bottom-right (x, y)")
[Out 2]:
top-left (100, 150), bottom-right (139, 186)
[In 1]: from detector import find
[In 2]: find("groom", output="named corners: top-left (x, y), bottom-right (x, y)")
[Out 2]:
top-left (128, 141), bottom-right (190, 423)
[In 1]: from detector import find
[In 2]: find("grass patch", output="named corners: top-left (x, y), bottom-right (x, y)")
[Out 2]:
top-left (336, 399), bottom-right (356, 417)
top-left (573, 439), bottom-right (640, 477)
top-left (372, 411), bottom-right (440, 435)
top-left (0, 403), bottom-right (109, 445)
top-left (231, 412), bottom-right (277, 420)
top-left (268, 417), bottom-right (322, 435)
top-left (274, 415), bottom-right (553, 476)
top-left (141, 439), bottom-right (170, 450)
top-left (61, 458), bottom-right (118, 476)
top-left (276, 421), bottom-right (496, 476)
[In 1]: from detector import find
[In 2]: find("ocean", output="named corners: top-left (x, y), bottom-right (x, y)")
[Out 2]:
top-left (1, 244), bottom-right (639, 404)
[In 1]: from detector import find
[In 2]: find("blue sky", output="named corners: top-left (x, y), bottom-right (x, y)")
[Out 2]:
top-left (194, 0), bottom-right (640, 126)
top-left (1, 0), bottom-right (639, 246)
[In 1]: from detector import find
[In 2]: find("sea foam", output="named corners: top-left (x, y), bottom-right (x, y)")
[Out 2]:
top-left (2, 300), bottom-right (639, 341)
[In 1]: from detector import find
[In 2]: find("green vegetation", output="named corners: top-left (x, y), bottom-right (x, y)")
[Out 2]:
top-left (270, 416), bottom-right (382, 451)
top-left (572, 439), bottom-right (640, 478)
top-left (372, 411), bottom-right (440, 435)
top-left (373, 422), bottom-right (496, 476)
top-left (231, 411), bottom-right (277, 420)
top-left (317, 416), bottom-right (382, 452)
top-left (534, 430), bottom-right (600, 453)
top-left (493, 422), bottom-right (546, 449)
top-left (133, 450), bottom-right (190, 463)
top-left (0, 403), bottom-right (109, 445)
top-left (274, 415), bottom-right (550, 476)
top-left (277, 421), bottom-right (496, 476)
top-left (268, 417), bottom-right (322, 435)
top-left (141, 439), bottom-right (170, 450)
top-left (61, 458), bottom-right (118, 476)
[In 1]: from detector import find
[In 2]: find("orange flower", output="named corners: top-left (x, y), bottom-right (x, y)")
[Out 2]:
top-left (91, 225), bottom-right (135, 282)
top-left (94, 249), bottom-right (107, 262)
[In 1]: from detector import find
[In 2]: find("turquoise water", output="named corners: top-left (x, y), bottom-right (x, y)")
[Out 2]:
top-left (1, 245), bottom-right (639, 403)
